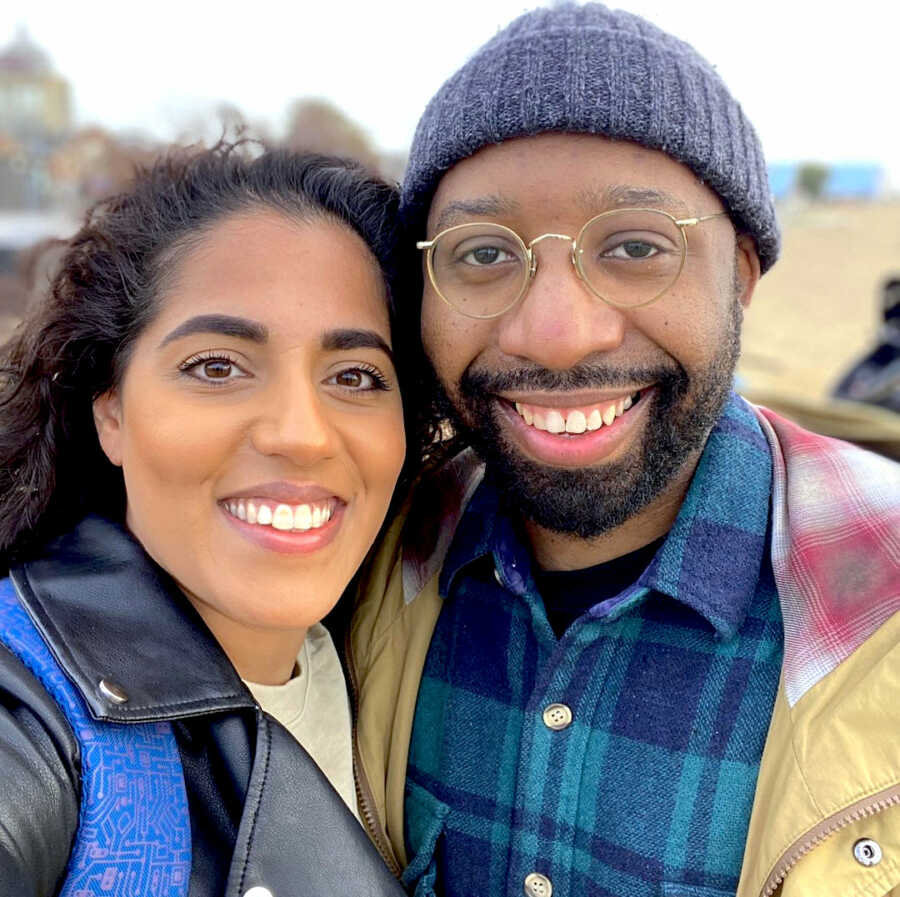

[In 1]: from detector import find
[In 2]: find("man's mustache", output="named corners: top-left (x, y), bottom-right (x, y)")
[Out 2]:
top-left (460, 362), bottom-right (685, 396)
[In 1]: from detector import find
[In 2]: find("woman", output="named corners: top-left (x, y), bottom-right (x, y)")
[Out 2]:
top-left (0, 145), bottom-right (408, 896)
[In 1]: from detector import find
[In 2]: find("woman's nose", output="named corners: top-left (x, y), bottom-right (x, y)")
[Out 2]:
top-left (249, 376), bottom-right (340, 465)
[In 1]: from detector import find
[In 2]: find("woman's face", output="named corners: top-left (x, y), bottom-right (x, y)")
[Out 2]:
top-left (93, 209), bottom-right (405, 669)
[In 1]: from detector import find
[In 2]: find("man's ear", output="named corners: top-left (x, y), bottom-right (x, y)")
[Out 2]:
top-left (735, 234), bottom-right (762, 310)
top-left (93, 389), bottom-right (124, 467)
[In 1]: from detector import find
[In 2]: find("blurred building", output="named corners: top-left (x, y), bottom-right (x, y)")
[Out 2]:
top-left (0, 26), bottom-right (72, 209)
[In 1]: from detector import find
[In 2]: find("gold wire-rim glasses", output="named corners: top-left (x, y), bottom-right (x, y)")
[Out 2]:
top-left (416, 208), bottom-right (729, 320)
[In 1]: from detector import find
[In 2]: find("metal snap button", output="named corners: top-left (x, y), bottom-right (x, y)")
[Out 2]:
top-left (542, 703), bottom-right (573, 730)
top-left (524, 872), bottom-right (553, 897)
top-left (98, 679), bottom-right (129, 705)
top-left (853, 838), bottom-right (882, 867)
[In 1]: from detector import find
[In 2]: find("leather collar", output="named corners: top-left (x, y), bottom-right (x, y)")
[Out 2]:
top-left (11, 515), bottom-right (253, 723)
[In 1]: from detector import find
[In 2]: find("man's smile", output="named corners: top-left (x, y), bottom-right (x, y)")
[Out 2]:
top-left (508, 390), bottom-right (643, 434)
top-left (491, 387), bottom-right (653, 469)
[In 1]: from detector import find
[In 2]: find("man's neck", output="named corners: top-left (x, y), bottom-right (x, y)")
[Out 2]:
top-left (523, 450), bottom-right (701, 572)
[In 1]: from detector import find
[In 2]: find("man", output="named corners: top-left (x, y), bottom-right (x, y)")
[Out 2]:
top-left (349, 6), bottom-right (900, 897)
top-left (833, 276), bottom-right (900, 413)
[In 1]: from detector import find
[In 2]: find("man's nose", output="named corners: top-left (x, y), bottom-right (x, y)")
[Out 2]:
top-left (249, 374), bottom-right (340, 465)
top-left (496, 241), bottom-right (626, 370)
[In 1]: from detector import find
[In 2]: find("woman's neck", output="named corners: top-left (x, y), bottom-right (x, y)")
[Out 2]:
top-left (181, 587), bottom-right (308, 685)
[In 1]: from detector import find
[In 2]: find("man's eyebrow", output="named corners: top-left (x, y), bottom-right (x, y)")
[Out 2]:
top-left (578, 185), bottom-right (692, 216)
top-left (431, 196), bottom-right (521, 233)
top-left (158, 314), bottom-right (268, 349)
top-left (322, 328), bottom-right (394, 363)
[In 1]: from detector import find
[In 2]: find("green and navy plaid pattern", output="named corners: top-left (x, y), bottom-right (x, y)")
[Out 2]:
top-left (404, 394), bottom-right (783, 897)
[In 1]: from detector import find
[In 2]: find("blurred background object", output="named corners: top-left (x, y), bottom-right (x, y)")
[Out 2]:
top-left (2, 3), bottom-right (900, 458)
top-left (830, 277), bottom-right (900, 414)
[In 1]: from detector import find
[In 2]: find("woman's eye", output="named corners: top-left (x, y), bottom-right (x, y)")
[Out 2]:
top-left (329, 367), bottom-right (389, 392)
top-left (180, 355), bottom-right (248, 383)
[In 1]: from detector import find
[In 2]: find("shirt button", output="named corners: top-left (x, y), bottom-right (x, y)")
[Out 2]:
top-left (524, 872), bottom-right (553, 897)
top-left (542, 703), bottom-right (573, 730)
top-left (243, 888), bottom-right (274, 897)
top-left (853, 838), bottom-right (883, 867)
top-left (493, 567), bottom-right (504, 587)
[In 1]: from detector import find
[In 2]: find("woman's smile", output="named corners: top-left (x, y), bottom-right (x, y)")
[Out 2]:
top-left (217, 481), bottom-right (347, 554)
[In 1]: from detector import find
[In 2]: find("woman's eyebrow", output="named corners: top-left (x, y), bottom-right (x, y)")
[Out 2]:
top-left (158, 314), bottom-right (269, 348)
top-left (321, 328), bottom-right (394, 363)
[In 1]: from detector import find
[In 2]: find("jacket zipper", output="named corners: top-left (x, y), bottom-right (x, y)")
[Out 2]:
top-left (345, 625), bottom-right (404, 879)
top-left (761, 783), bottom-right (900, 896)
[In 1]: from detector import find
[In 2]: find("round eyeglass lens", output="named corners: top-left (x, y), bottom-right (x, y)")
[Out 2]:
top-left (576, 209), bottom-right (687, 308)
top-left (428, 223), bottom-right (529, 318)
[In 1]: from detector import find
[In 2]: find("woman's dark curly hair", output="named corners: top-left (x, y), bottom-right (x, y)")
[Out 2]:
top-left (0, 143), bottom-right (411, 566)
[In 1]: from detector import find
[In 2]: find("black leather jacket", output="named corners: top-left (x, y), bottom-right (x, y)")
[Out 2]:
top-left (0, 516), bottom-right (405, 897)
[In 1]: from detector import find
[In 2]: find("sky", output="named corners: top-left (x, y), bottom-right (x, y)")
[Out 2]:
top-left (6, 0), bottom-right (900, 185)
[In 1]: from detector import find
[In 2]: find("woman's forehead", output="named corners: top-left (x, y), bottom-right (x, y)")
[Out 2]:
top-left (150, 209), bottom-right (391, 342)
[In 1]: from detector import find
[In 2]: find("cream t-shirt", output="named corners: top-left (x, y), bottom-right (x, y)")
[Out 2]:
top-left (243, 623), bottom-right (359, 818)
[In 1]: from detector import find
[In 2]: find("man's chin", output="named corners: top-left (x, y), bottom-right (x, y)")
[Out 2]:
top-left (468, 419), bottom-right (680, 540)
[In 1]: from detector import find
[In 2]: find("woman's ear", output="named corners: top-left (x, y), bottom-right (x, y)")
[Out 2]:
top-left (93, 390), bottom-right (124, 467)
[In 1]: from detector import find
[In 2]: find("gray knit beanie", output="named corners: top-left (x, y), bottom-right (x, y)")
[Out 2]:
top-left (402, 3), bottom-right (780, 272)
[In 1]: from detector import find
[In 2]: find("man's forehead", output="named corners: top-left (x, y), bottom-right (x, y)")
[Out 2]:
top-left (429, 183), bottom-right (695, 233)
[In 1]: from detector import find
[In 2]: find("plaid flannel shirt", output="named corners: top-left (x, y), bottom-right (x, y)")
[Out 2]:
top-left (404, 394), bottom-right (785, 897)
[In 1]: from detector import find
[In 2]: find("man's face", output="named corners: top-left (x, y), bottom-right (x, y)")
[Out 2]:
top-left (421, 133), bottom-right (760, 539)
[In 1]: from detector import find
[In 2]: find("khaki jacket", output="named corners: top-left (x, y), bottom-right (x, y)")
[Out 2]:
top-left (348, 407), bottom-right (900, 895)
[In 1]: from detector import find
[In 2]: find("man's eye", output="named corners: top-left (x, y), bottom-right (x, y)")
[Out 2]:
top-left (459, 245), bottom-right (518, 266)
top-left (606, 239), bottom-right (659, 260)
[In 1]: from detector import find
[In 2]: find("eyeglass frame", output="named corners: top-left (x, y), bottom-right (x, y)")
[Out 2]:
top-left (416, 207), bottom-right (730, 320)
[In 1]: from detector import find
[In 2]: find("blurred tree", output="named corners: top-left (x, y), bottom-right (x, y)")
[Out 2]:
top-left (283, 98), bottom-right (380, 171)
top-left (797, 162), bottom-right (830, 200)
top-left (172, 102), bottom-right (273, 150)
top-left (48, 126), bottom-right (159, 208)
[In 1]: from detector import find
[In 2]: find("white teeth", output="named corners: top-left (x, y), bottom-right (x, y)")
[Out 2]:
top-left (565, 410), bottom-right (587, 434)
top-left (227, 498), bottom-right (335, 532)
top-left (272, 504), bottom-right (293, 531)
top-left (513, 392), bottom-right (639, 433)
top-left (295, 504), bottom-right (312, 531)
top-left (545, 410), bottom-right (565, 434)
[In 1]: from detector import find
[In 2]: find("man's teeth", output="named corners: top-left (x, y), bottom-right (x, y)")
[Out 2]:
top-left (223, 499), bottom-right (335, 531)
top-left (514, 393), bottom-right (637, 434)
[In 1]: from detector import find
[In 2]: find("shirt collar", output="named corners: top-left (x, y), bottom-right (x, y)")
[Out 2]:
top-left (439, 393), bottom-right (772, 640)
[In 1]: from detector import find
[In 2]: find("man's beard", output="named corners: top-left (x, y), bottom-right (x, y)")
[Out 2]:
top-left (435, 300), bottom-right (743, 539)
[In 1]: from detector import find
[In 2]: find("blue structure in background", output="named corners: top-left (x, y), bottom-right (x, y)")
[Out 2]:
top-left (768, 162), bottom-right (884, 200)
top-left (768, 163), bottom-right (798, 200)
top-left (825, 164), bottom-right (883, 199)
